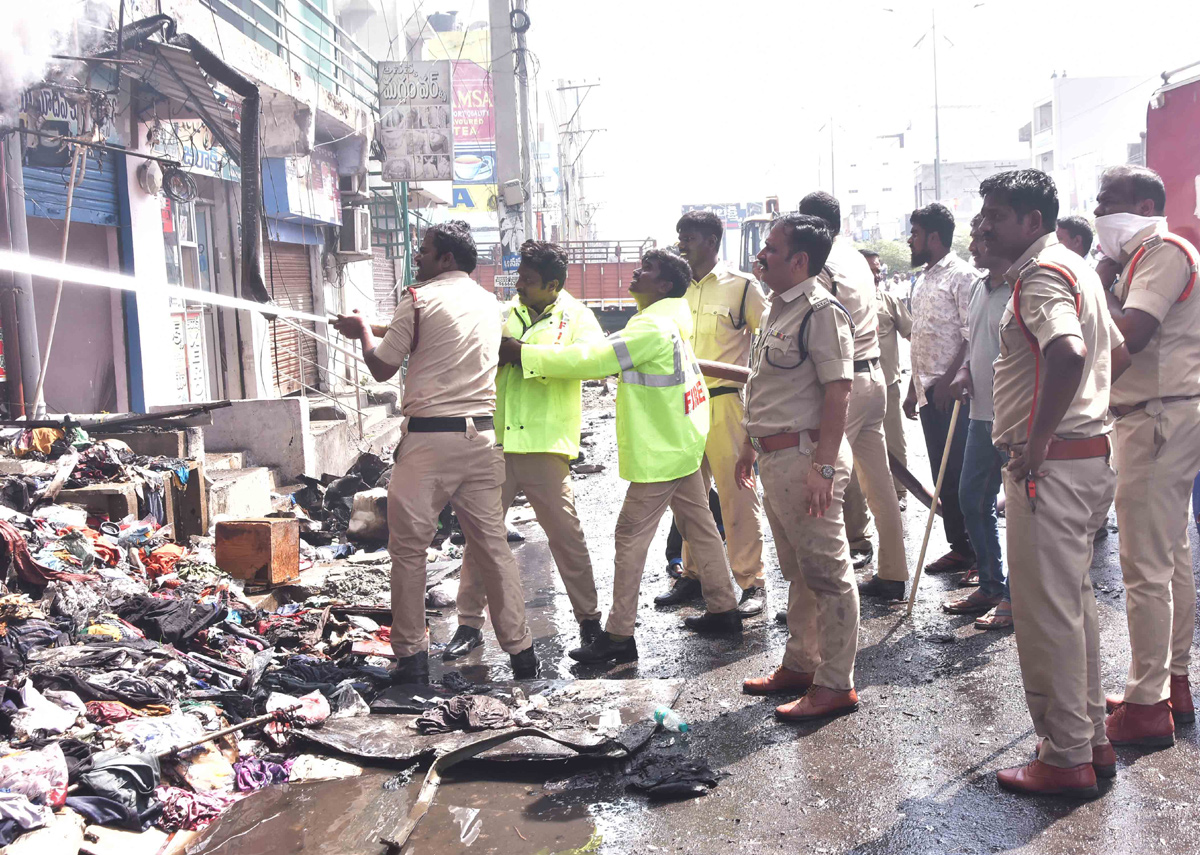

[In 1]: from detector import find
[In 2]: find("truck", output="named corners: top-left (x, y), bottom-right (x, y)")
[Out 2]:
top-left (1146, 60), bottom-right (1200, 246)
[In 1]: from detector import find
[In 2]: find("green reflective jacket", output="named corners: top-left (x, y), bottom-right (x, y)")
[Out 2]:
top-left (496, 291), bottom-right (604, 458)
top-left (521, 297), bottom-right (710, 483)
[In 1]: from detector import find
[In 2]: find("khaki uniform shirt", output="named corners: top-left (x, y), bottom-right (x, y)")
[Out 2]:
top-left (1110, 221), bottom-right (1200, 407)
top-left (744, 277), bottom-right (855, 437)
top-left (816, 236), bottom-right (880, 362)
top-left (992, 234), bottom-right (1122, 448)
top-left (374, 270), bottom-right (500, 418)
top-left (876, 288), bottom-right (912, 387)
top-left (684, 262), bottom-right (767, 389)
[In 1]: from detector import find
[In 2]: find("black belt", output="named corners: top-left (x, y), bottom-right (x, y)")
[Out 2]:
top-left (407, 416), bottom-right (494, 432)
top-left (709, 386), bottom-right (741, 398)
top-left (854, 358), bottom-right (879, 373)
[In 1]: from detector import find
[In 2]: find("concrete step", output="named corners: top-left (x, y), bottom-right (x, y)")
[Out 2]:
top-left (207, 467), bottom-right (274, 520)
top-left (205, 451), bottom-right (246, 471)
top-left (364, 414), bottom-right (405, 458)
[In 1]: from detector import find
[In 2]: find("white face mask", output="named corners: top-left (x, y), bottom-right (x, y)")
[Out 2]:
top-left (1093, 213), bottom-right (1166, 261)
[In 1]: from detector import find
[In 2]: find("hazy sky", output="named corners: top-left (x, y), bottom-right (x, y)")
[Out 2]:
top-left (515, 0), bottom-right (1200, 244)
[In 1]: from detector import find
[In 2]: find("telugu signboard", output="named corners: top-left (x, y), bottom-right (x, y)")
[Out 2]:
top-left (681, 202), bottom-right (765, 228)
top-left (378, 60), bottom-right (453, 182)
top-left (150, 120), bottom-right (241, 182)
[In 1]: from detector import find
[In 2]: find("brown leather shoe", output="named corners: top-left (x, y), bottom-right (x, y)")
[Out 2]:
top-left (1106, 700), bottom-right (1175, 747)
top-left (775, 685), bottom-right (858, 721)
top-left (1171, 674), bottom-right (1195, 724)
top-left (743, 666), bottom-right (813, 696)
top-left (1036, 739), bottom-right (1116, 779)
top-left (996, 760), bottom-right (1098, 799)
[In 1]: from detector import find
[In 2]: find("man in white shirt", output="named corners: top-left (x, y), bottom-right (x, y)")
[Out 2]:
top-left (903, 203), bottom-right (978, 577)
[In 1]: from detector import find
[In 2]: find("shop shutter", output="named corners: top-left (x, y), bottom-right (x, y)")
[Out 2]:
top-left (372, 246), bottom-right (399, 322)
top-left (23, 150), bottom-right (119, 226)
top-left (265, 241), bottom-right (318, 396)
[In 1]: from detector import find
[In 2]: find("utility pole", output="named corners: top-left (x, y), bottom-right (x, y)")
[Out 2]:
top-left (1, 134), bottom-right (44, 417)
top-left (931, 7), bottom-right (942, 201)
top-left (555, 81), bottom-right (599, 243)
top-left (489, 0), bottom-right (524, 269)
top-left (514, 0), bottom-right (534, 242)
top-left (830, 115), bottom-right (836, 197)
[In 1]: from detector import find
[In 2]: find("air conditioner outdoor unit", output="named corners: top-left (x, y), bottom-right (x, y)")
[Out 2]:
top-left (338, 206), bottom-right (371, 258)
top-left (338, 172), bottom-right (368, 201)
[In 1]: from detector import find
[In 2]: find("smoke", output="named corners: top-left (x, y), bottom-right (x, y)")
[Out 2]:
top-left (0, 0), bottom-right (115, 125)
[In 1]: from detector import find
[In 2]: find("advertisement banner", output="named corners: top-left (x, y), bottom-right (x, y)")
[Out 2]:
top-left (451, 62), bottom-right (496, 185)
top-left (150, 120), bottom-right (241, 182)
top-left (681, 202), bottom-right (765, 228)
top-left (378, 60), bottom-right (453, 182)
top-left (448, 184), bottom-right (497, 213)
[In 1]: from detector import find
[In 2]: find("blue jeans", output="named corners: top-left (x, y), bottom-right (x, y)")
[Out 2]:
top-left (959, 419), bottom-right (1008, 600)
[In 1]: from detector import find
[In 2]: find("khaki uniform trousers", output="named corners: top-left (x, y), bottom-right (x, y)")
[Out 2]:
top-left (1113, 399), bottom-right (1200, 704)
top-left (386, 428), bottom-right (532, 658)
top-left (457, 452), bottom-right (601, 628)
top-left (608, 468), bottom-right (740, 637)
top-left (841, 365), bottom-right (908, 581)
top-left (1006, 455), bottom-right (1115, 768)
top-left (760, 436), bottom-right (859, 691)
top-left (681, 392), bottom-right (766, 589)
top-left (884, 380), bottom-right (908, 497)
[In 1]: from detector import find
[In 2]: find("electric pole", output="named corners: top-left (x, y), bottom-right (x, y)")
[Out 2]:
top-left (514, 0), bottom-right (534, 241)
top-left (932, 8), bottom-right (942, 201)
top-left (489, 0), bottom-right (525, 269)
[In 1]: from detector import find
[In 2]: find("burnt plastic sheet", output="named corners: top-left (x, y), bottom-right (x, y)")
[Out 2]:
top-left (303, 678), bottom-right (682, 763)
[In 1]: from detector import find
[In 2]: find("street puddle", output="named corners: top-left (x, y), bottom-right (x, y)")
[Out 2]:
top-left (187, 769), bottom-right (604, 855)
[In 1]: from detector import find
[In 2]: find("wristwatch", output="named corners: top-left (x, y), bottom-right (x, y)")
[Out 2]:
top-left (812, 462), bottom-right (835, 480)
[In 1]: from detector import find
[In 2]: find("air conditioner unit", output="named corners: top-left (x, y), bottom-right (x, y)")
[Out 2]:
top-left (338, 172), bottom-right (368, 202)
top-left (338, 206), bottom-right (371, 258)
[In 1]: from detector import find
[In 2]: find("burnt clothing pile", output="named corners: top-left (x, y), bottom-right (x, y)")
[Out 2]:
top-left (415, 694), bottom-right (513, 735)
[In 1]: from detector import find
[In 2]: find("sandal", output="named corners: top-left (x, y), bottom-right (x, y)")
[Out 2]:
top-left (924, 550), bottom-right (974, 575)
top-left (943, 591), bottom-right (1001, 615)
top-left (975, 601), bottom-right (1013, 630)
top-left (959, 567), bottom-right (980, 587)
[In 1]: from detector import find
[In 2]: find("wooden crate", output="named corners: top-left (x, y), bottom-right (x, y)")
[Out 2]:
top-left (214, 518), bottom-right (300, 587)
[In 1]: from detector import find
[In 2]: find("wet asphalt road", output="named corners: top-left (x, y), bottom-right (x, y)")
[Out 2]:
top-left (414, 390), bottom-right (1200, 855)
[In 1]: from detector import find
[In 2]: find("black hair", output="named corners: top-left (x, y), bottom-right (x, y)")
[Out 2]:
top-left (774, 213), bottom-right (833, 274)
top-left (910, 202), bottom-right (956, 248)
top-left (860, 249), bottom-right (880, 260)
top-left (426, 220), bottom-right (477, 273)
top-left (978, 169), bottom-right (1059, 234)
top-left (642, 248), bottom-right (693, 298)
top-left (798, 191), bottom-right (842, 236)
top-left (518, 240), bottom-right (568, 287)
top-left (675, 210), bottom-right (724, 243)
top-left (1101, 165), bottom-right (1167, 215)
top-left (1056, 215), bottom-right (1094, 254)
top-left (969, 213), bottom-right (984, 233)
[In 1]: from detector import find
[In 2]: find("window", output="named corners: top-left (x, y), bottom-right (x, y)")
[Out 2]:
top-left (1037, 151), bottom-right (1054, 172)
top-left (1035, 102), bottom-right (1053, 133)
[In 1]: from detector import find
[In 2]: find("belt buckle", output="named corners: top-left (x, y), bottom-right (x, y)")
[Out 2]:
top-left (750, 436), bottom-right (763, 453)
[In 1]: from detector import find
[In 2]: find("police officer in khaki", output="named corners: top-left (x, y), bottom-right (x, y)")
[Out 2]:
top-left (736, 213), bottom-right (861, 721)
top-left (863, 249), bottom-right (913, 507)
top-left (800, 192), bottom-right (909, 600)
top-left (655, 210), bottom-right (769, 615)
top-left (978, 170), bottom-right (1130, 798)
top-left (333, 221), bottom-right (536, 683)
top-left (1092, 165), bottom-right (1200, 745)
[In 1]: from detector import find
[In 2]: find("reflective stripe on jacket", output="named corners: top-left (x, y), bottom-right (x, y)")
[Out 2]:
top-left (520, 297), bottom-right (710, 482)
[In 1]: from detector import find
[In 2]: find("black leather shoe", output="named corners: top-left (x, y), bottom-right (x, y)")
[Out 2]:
top-left (442, 625), bottom-right (484, 661)
top-left (569, 633), bottom-right (639, 663)
top-left (684, 608), bottom-right (743, 634)
top-left (654, 576), bottom-right (702, 607)
top-left (390, 651), bottom-right (430, 684)
top-left (511, 646), bottom-right (539, 679)
top-left (579, 619), bottom-right (604, 646)
top-left (851, 545), bottom-right (874, 570)
top-left (738, 585), bottom-right (766, 617)
top-left (775, 609), bottom-right (788, 625)
top-left (858, 574), bottom-right (905, 600)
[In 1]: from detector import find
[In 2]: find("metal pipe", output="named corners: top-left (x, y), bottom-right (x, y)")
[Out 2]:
top-left (31, 145), bottom-right (87, 416)
top-left (2, 134), bottom-right (44, 418)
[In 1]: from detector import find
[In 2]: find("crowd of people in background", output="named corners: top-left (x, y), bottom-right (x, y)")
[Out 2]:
top-left (334, 163), bottom-right (1200, 803)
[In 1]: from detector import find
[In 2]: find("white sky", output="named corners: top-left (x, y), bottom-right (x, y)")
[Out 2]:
top-left (523, 0), bottom-right (1200, 243)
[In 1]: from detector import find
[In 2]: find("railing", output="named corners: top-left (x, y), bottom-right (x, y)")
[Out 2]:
top-left (273, 315), bottom-right (404, 441)
top-left (202, 0), bottom-right (378, 114)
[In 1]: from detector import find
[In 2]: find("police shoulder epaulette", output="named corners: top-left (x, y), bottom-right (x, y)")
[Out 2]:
top-left (809, 294), bottom-right (831, 311)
